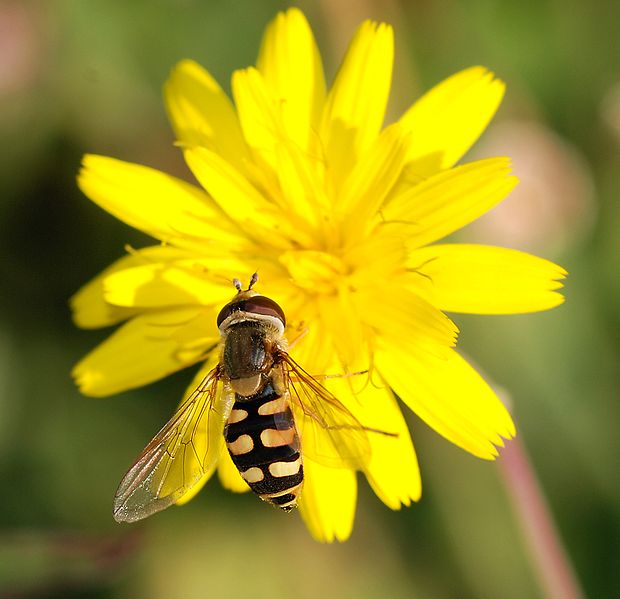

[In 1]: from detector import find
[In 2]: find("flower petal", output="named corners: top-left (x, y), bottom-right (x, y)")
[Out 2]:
top-left (72, 310), bottom-right (217, 397)
top-left (285, 312), bottom-right (332, 375)
top-left (409, 244), bottom-right (567, 314)
top-left (273, 139), bottom-right (329, 229)
top-left (352, 282), bottom-right (459, 356)
top-left (298, 459), bottom-right (357, 543)
top-left (164, 59), bottom-right (250, 173)
top-left (320, 20), bottom-right (394, 188)
top-left (73, 244), bottom-right (234, 329)
top-left (77, 155), bottom-right (243, 247)
top-left (231, 67), bottom-right (283, 175)
top-left (70, 246), bottom-right (183, 329)
top-left (102, 257), bottom-right (249, 309)
top-left (231, 67), bottom-right (325, 238)
top-left (339, 124), bottom-right (409, 243)
top-left (257, 8), bottom-right (326, 153)
top-left (183, 146), bottom-right (295, 250)
top-left (326, 375), bottom-right (421, 509)
top-left (382, 157), bottom-right (517, 248)
top-left (376, 345), bottom-right (515, 460)
top-left (318, 290), bottom-right (368, 373)
top-left (217, 448), bottom-right (251, 493)
top-left (399, 66), bottom-right (505, 176)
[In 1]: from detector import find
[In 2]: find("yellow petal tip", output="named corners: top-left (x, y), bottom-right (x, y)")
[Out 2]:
top-left (71, 365), bottom-right (102, 397)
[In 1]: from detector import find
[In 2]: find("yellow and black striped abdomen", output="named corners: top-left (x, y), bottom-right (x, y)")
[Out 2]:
top-left (224, 379), bottom-right (303, 511)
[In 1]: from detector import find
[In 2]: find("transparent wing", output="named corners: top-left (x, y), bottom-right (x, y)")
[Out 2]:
top-left (113, 366), bottom-right (234, 522)
top-left (280, 353), bottom-right (396, 471)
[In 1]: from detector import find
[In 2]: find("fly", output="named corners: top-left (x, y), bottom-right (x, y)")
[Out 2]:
top-left (113, 274), bottom-right (394, 522)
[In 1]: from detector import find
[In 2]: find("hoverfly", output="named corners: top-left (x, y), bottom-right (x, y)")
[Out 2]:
top-left (113, 274), bottom-right (393, 522)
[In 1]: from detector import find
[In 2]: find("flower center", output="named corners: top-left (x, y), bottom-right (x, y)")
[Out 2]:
top-left (279, 250), bottom-right (349, 294)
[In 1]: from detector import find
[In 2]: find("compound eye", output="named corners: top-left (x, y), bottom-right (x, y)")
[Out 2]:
top-left (216, 302), bottom-right (236, 327)
top-left (243, 296), bottom-right (286, 326)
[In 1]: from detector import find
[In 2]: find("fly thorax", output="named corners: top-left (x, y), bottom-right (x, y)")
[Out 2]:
top-left (223, 322), bottom-right (273, 397)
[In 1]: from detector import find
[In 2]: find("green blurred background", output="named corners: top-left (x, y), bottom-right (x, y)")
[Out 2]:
top-left (1, 0), bottom-right (618, 597)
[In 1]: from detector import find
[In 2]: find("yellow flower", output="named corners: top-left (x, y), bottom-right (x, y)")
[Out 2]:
top-left (72, 8), bottom-right (566, 542)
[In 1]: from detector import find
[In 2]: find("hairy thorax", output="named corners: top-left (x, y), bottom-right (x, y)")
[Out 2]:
top-left (223, 321), bottom-right (278, 397)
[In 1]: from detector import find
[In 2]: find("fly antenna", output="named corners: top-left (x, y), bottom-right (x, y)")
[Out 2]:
top-left (232, 273), bottom-right (258, 293)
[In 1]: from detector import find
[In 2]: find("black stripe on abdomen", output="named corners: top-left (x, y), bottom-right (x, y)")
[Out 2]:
top-left (224, 379), bottom-right (303, 510)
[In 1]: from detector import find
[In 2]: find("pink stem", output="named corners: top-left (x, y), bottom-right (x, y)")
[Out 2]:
top-left (499, 436), bottom-right (586, 599)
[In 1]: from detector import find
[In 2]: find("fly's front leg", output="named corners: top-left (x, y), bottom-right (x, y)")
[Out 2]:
top-left (285, 321), bottom-right (309, 350)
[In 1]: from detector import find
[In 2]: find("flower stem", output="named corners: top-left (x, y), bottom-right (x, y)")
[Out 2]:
top-left (499, 435), bottom-right (586, 599)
